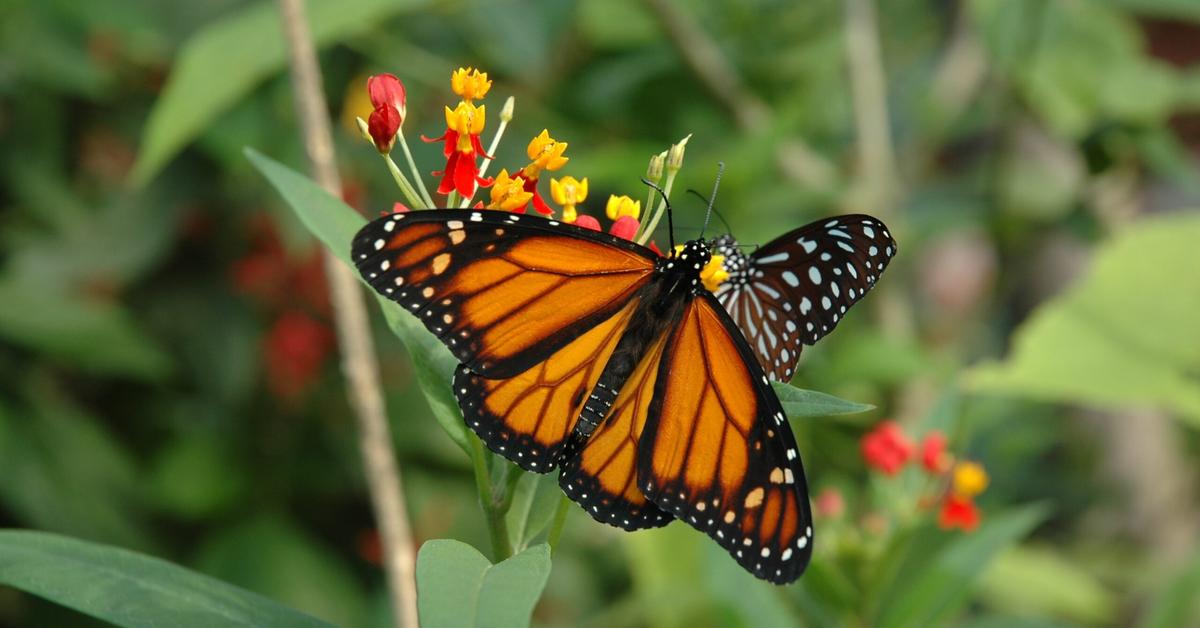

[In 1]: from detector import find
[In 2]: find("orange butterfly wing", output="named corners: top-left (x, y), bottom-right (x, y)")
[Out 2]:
top-left (353, 210), bottom-right (656, 378)
top-left (638, 294), bottom-right (813, 583)
top-left (559, 332), bottom-right (673, 530)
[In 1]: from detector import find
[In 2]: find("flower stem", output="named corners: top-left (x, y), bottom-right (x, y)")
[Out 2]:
top-left (447, 190), bottom-right (460, 209)
top-left (636, 169), bottom-right (679, 246)
top-left (383, 154), bottom-right (425, 208)
top-left (396, 130), bottom-right (436, 208)
top-left (468, 433), bottom-right (514, 561)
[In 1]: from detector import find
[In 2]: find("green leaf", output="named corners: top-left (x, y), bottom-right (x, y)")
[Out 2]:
top-left (246, 148), bottom-right (470, 452)
top-left (0, 530), bottom-right (331, 628)
top-left (965, 213), bottom-right (1200, 424)
top-left (505, 473), bottom-right (562, 552)
top-left (416, 540), bottom-right (552, 628)
top-left (977, 545), bottom-right (1116, 623)
top-left (193, 516), bottom-right (368, 628)
top-left (874, 505), bottom-right (1050, 628)
top-left (132, 0), bottom-right (431, 185)
top-left (773, 382), bottom-right (874, 418)
top-left (0, 279), bottom-right (171, 380)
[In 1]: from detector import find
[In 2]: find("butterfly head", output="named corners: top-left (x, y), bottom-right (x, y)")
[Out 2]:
top-left (665, 239), bottom-right (715, 292)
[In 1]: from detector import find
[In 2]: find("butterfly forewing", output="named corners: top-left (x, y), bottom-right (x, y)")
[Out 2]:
top-left (638, 295), bottom-right (813, 583)
top-left (351, 210), bottom-right (657, 378)
top-left (714, 215), bottom-right (896, 381)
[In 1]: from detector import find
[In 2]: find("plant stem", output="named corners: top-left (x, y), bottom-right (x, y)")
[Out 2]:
top-left (636, 169), bottom-right (679, 246)
top-left (276, 1), bottom-right (418, 626)
top-left (396, 130), bottom-right (435, 207)
top-left (383, 154), bottom-right (425, 208)
top-left (467, 433), bottom-right (514, 561)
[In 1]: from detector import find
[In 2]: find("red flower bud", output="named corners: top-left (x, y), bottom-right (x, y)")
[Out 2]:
top-left (574, 215), bottom-right (601, 231)
top-left (609, 215), bottom-right (640, 241)
top-left (814, 488), bottom-right (844, 518)
top-left (367, 74), bottom-right (406, 120)
top-left (367, 104), bottom-right (402, 154)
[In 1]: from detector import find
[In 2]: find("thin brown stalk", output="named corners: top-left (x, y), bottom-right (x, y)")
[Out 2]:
top-left (276, 1), bottom-right (418, 626)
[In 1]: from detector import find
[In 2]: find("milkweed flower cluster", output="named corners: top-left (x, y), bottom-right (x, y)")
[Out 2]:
top-left (352, 67), bottom-right (697, 264)
top-left (860, 421), bottom-right (990, 532)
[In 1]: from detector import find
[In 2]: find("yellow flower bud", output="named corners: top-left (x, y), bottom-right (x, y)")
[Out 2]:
top-left (550, 176), bottom-right (588, 207)
top-left (605, 195), bottom-right (641, 221)
top-left (500, 96), bottom-right (515, 123)
top-left (487, 169), bottom-right (533, 212)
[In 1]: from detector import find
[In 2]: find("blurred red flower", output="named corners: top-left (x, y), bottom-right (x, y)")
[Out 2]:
top-left (861, 421), bottom-right (914, 476)
top-left (265, 310), bottom-right (334, 400)
top-left (937, 495), bottom-right (981, 532)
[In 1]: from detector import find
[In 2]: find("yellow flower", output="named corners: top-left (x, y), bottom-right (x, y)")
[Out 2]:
top-left (605, 194), bottom-right (641, 221)
top-left (550, 176), bottom-right (588, 223)
top-left (951, 461), bottom-right (989, 499)
top-left (444, 102), bottom-right (486, 153)
top-left (451, 67), bottom-right (492, 101)
top-left (522, 129), bottom-right (569, 178)
top-left (487, 169), bottom-right (533, 212)
top-left (674, 245), bottom-right (729, 292)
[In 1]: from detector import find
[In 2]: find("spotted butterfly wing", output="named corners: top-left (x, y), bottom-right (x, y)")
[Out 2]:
top-left (351, 209), bottom-right (826, 583)
top-left (713, 215), bottom-right (896, 381)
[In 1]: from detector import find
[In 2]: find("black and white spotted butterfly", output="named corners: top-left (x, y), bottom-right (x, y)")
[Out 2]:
top-left (712, 215), bottom-right (896, 382)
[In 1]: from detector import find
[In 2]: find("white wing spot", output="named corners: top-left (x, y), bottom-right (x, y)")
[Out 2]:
top-left (808, 267), bottom-right (822, 284)
top-left (782, 271), bottom-right (800, 287)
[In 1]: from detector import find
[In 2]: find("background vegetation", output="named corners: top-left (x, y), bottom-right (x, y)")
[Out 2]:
top-left (1, 0), bottom-right (1199, 626)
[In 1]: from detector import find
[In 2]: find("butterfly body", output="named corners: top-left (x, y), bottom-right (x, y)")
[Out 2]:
top-left (352, 208), bottom-right (891, 583)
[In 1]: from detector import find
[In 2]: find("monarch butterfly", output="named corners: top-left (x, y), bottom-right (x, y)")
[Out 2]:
top-left (351, 205), bottom-right (894, 584)
top-left (712, 215), bottom-right (896, 382)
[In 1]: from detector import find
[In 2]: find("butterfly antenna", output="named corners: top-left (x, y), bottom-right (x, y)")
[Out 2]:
top-left (699, 162), bottom-right (724, 238)
top-left (641, 177), bottom-right (676, 251)
top-left (686, 189), bottom-right (735, 237)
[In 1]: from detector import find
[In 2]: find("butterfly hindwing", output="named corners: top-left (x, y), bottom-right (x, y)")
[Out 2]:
top-left (352, 209), bottom-right (657, 378)
top-left (638, 294), bottom-right (813, 584)
top-left (558, 332), bottom-right (674, 531)
top-left (714, 215), bottom-right (896, 381)
top-left (454, 298), bottom-right (640, 472)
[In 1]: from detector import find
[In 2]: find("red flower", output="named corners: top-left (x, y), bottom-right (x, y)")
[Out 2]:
top-left (921, 431), bottom-right (951, 473)
top-left (265, 311), bottom-right (334, 400)
top-left (861, 421), bottom-right (914, 476)
top-left (574, 215), bottom-right (601, 231)
top-left (366, 74), bottom-right (405, 153)
top-left (937, 495), bottom-right (981, 532)
top-left (424, 101), bottom-right (492, 197)
top-left (609, 215), bottom-right (640, 241)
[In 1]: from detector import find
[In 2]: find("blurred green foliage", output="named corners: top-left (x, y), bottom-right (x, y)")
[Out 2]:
top-left (2, 0), bottom-right (1199, 626)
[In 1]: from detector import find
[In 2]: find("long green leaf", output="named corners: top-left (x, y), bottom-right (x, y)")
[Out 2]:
top-left (0, 530), bottom-right (331, 628)
top-left (773, 382), bottom-right (874, 418)
top-left (132, 0), bottom-right (431, 185)
top-left (875, 505), bottom-right (1050, 628)
top-left (416, 540), bottom-right (551, 628)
